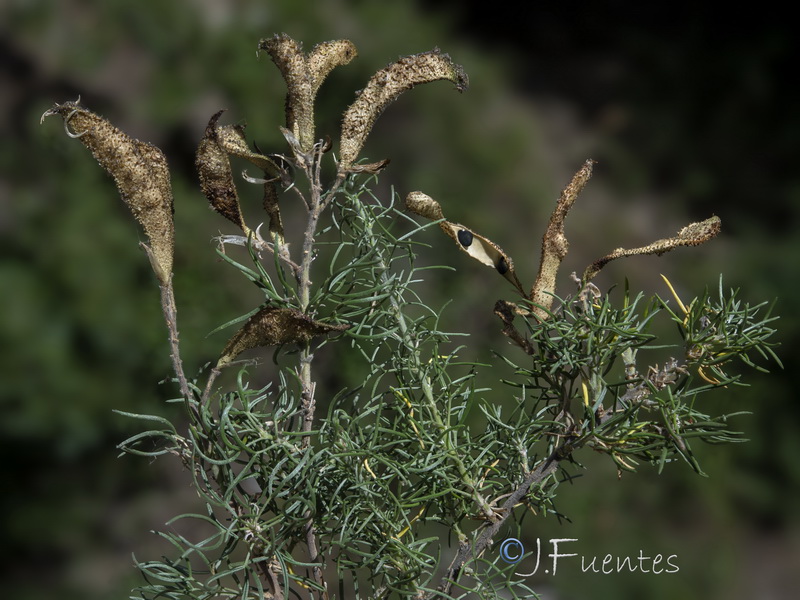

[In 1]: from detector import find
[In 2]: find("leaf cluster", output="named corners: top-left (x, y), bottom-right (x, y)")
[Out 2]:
top-left (497, 279), bottom-right (781, 477)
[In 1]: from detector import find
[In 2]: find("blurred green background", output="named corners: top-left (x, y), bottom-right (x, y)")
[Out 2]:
top-left (1, 1), bottom-right (798, 598)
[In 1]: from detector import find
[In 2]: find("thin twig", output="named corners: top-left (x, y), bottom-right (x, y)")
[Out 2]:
top-left (258, 561), bottom-right (285, 600)
top-left (294, 141), bottom-right (334, 599)
top-left (430, 449), bottom-right (560, 597)
top-left (305, 517), bottom-right (328, 600)
top-left (429, 409), bottom-right (616, 598)
top-left (149, 253), bottom-right (196, 416)
top-left (200, 366), bottom-right (221, 405)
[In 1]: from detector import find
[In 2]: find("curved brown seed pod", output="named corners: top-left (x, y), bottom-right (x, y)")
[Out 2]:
top-left (216, 306), bottom-right (349, 368)
top-left (405, 191), bottom-right (525, 295)
top-left (583, 215), bottom-right (722, 282)
top-left (40, 100), bottom-right (174, 284)
top-left (262, 183), bottom-right (285, 245)
top-left (196, 110), bottom-right (249, 233)
top-left (196, 111), bottom-right (284, 234)
top-left (530, 160), bottom-right (594, 320)
top-left (339, 49), bottom-right (468, 172)
top-left (306, 39), bottom-right (358, 95)
top-left (260, 34), bottom-right (357, 153)
top-left (260, 35), bottom-right (308, 148)
top-left (216, 123), bottom-right (282, 176)
top-left (218, 122), bottom-right (285, 241)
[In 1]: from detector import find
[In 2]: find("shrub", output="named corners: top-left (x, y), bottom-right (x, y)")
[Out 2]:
top-left (41, 34), bottom-right (779, 600)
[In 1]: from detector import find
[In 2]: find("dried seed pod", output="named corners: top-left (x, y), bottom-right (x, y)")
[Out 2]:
top-left (217, 306), bottom-right (350, 368)
top-left (405, 191), bottom-right (444, 221)
top-left (439, 222), bottom-right (510, 272)
top-left (530, 160), bottom-right (594, 320)
top-left (216, 121), bottom-right (282, 175)
top-left (442, 223), bottom-right (521, 292)
top-left (339, 50), bottom-right (468, 172)
top-left (196, 111), bottom-right (283, 235)
top-left (262, 183), bottom-right (285, 245)
top-left (344, 158), bottom-right (392, 174)
top-left (40, 100), bottom-right (174, 284)
top-left (306, 39), bottom-right (359, 94)
top-left (582, 215), bottom-right (722, 282)
top-left (260, 34), bottom-right (357, 152)
top-left (405, 191), bottom-right (525, 295)
top-left (196, 111), bottom-right (249, 233)
top-left (260, 35), bottom-right (309, 148)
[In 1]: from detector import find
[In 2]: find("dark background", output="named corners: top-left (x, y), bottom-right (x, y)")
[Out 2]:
top-left (2, 1), bottom-right (798, 598)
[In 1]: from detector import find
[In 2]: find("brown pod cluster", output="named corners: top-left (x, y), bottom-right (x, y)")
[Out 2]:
top-left (217, 306), bottom-right (350, 368)
top-left (259, 34), bottom-right (357, 153)
top-left (339, 50), bottom-right (469, 172)
top-left (407, 159), bottom-right (721, 333)
top-left (40, 100), bottom-right (174, 284)
top-left (195, 110), bottom-right (282, 235)
top-left (405, 191), bottom-right (525, 295)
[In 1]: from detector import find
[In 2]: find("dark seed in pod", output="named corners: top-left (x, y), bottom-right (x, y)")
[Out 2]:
top-left (457, 229), bottom-right (473, 247)
top-left (496, 257), bottom-right (509, 274)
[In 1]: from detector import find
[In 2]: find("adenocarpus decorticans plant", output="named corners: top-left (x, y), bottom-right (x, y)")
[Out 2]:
top-left (42, 34), bottom-right (779, 600)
